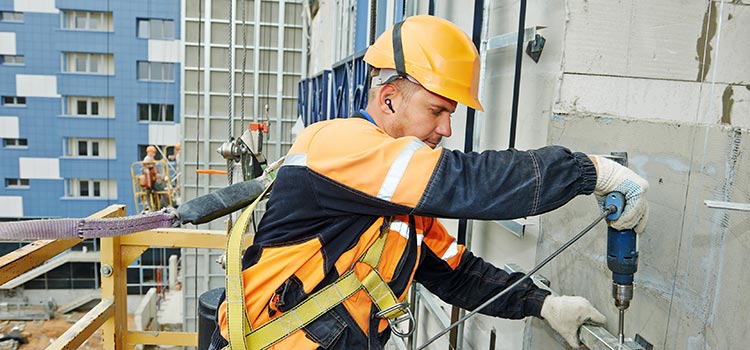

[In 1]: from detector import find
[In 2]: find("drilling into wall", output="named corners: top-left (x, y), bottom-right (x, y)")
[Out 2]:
top-left (605, 192), bottom-right (639, 345)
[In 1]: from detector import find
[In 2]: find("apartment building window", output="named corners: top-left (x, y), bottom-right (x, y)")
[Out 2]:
top-left (74, 179), bottom-right (101, 197)
top-left (137, 61), bottom-right (174, 82)
top-left (3, 138), bottom-right (28, 148)
top-left (65, 138), bottom-right (111, 158)
top-left (63, 11), bottom-right (112, 31)
top-left (0, 11), bottom-right (23, 22)
top-left (64, 53), bottom-right (112, 75)
top-left (2, 96), bottom-right (26, 106)
top-left (72, 97), bottom-right (100, 116)
top-left (5, 178), bottom-right (29, 188)
top-left (0, 55), bottom-right (24, 65)
top-left (65, 96), bottom-right (114, 118)
top-left (78, 140), bottom-right (100, 157)
top-left (138, 104), bottom-right (174, 122)
top-left (66, 178), bottom-right (115, 198)
top-left (137, 18), bottom-right (175, 40)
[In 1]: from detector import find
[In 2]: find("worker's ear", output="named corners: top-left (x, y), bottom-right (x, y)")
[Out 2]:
top-left (376, 84), bottom-right (399, 116)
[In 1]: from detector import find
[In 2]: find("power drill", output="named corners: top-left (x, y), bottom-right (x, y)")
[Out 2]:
top-left (605, 192), bottom-right (639, 345)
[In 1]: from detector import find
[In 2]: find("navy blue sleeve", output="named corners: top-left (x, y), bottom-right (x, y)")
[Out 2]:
top-left (415, 249), bottom-right (550, 319)
top-left (414, 146), bottom-right (596, 220)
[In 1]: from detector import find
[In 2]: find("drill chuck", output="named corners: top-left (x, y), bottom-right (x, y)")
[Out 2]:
top-left (612, 282), bottom-right (633, 310)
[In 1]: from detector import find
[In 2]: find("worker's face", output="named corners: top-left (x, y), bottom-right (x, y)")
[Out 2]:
top-left (390, 85), bottom-right (457, 149)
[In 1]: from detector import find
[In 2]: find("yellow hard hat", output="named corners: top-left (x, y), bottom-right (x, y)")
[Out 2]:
top-left (364, 15), bottom-right (483, 111)
top-left (146, 145), bottom-right (156, 153)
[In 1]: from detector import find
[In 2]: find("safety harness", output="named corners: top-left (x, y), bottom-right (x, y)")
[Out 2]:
top-left (222, 17), bottom-right (418, 349)
top-left (223, 182), bottom-right (414, 350)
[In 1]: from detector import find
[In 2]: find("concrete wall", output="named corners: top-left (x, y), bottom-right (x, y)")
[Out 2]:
top-left (303, 0), bottom-right (750, 349)
top-left (521, 1), bottom-right (750, 349)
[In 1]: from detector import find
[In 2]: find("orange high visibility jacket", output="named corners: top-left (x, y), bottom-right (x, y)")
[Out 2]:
top-left (211, 111), bottom-right (597, 350)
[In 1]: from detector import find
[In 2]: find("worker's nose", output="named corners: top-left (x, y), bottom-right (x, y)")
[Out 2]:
top-left (436, 115), bottom-right (452, 137)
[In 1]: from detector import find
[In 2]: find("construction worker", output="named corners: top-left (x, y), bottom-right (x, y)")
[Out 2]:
top-left (209, 15), bottom-right (649, 350)
top-left (140, 145), bottom-right (160, 191)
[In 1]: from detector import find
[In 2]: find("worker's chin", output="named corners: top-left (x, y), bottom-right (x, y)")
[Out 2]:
top-left (424, 140), bottom-right (440, 149)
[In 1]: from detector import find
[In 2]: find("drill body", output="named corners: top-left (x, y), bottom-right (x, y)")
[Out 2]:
top-left (605, 192), bottom-right (639, 343)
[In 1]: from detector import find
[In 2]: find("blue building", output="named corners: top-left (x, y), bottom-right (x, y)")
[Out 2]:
top-left (0, 0), bottom-right (181, 219)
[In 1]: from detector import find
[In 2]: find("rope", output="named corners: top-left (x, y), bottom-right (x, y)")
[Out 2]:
top-left (240, 0), bottom-right (249, 133)
top-left (0, 209), bottom-right (178, 240)
top-left (193, 0), bottom-right (204, 328)
top-left (225, 0), bottom-right (236, 230)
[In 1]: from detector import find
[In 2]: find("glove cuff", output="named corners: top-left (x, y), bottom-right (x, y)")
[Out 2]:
top-left (526, 288), bottom-right (552, 318)
top-left (575, 152), bottom-right (597, 195)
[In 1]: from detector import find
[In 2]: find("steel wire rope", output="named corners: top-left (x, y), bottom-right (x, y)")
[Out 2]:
top-left (152, 1), bottom-right (177, 273)
top-left (224, 0), bottom-right (236, 232)
top-left (261, 1), bottom-right (271, 130)
top-left (417, 206), bottom-right (617, 350)
top-left (239, 0), bottom-right (249, 135)
top-left (193, 0), bottom-right (204, 330)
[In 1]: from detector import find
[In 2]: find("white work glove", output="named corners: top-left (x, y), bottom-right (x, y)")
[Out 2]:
top-left (541, 295), bottom-right (606, 348)
top-left (591, 155), bottom-right (649, 234)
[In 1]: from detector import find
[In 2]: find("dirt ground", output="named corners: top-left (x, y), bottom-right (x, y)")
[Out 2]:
top-left (0, 312), bottom-right (137, 350)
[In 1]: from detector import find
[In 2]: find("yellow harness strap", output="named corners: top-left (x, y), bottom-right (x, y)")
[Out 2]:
top-left (226, 201), bottom-right (406, 350)
top-left (225, 180), bottom-right (274, 350)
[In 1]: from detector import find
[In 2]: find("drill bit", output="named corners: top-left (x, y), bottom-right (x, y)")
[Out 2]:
top-left (618, 309), bottom-right (625, 345)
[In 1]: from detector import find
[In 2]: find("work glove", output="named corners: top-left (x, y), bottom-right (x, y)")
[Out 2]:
top-left (541, 295), bottom-right (606, 348)
top-left (591, 155), bottom-right (649, 234)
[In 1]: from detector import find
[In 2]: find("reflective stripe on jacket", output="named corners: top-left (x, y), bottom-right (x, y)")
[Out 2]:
top-left (212, 114), bottom-right (597, 349)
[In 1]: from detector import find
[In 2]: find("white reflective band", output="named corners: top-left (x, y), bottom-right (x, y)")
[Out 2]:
top-left (377, 140), bottom-right (425, 201)
top-left (441, 241), bottom-right (458, 261)
top-left (283, 153), bottom-right (307, 167)
top-left (390, 220), bottom-right (423, 246)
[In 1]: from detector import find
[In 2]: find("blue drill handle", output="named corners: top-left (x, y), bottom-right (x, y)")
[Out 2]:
top-left (605, 192), bottom-right (639, 285)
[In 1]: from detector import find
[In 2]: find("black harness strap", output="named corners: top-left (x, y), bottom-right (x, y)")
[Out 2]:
top-left (392, 21), bottom-right (407, 77)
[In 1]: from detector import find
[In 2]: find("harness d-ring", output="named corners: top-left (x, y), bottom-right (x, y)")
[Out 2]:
top-left (376, 301), bottom-right (415, 338)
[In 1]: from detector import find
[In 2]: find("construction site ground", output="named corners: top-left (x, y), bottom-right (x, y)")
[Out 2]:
top-left (0, 312), bottom-right (137, 350)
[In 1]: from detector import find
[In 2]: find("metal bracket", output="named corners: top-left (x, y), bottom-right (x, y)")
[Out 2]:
top-left (502, 264), bottom-right (646, 350)
top-left (704, 200), bottom-right (750, 212)
top-left (603, 152), bottom-right (628, 167)
top-left (487, 25), bottom-right (546, 51)
top-left (492, 218), bottom-right (535, 238)
top-left (525, 34), bottom-right (545, 63)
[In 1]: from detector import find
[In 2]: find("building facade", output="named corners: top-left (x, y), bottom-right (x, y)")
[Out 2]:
top-left (0, 0), bottom-right (181, 219)
top-left (0, 0), bottom-right (182, 307)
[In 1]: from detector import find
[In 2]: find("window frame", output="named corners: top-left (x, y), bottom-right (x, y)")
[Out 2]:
top-left (70, 179), bottom-right (103, 198)
top-left (69, 138), bottom-right (103, 158)
top-left (71, 97), bottom-right (103, 117)
top-left (3, 138), bottom-right (28, 148)
top-left (63, 10), bottom-right (111, 31)
top-left (66, 53), bottom-right (107, 74)
top-left (138, 103), bottom-right (175, 122)
top-left (137, 61), bottom-right (175, 82)
top-left (0, 55), bottom-right (25, 66)
top-left (2, 96), bottom-right (26, 106)
top-left (137, 18), bottom-right (175, 40)
top-left (0, 11), bottom-right (24, 22)
top-left (5, 178), bottom-right (30, 188)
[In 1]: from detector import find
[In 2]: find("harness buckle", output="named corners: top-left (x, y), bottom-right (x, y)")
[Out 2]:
top-left (375, 302), bottom-right (414, 338)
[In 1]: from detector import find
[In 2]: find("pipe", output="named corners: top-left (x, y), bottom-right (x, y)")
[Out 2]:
top-left (453, 3), bottom-right (487, 347)
top-left (509, 0), bottom-right (527, 148)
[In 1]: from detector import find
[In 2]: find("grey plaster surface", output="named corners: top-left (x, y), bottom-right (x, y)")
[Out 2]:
top-left (525, 115), bottom-right (750, 349)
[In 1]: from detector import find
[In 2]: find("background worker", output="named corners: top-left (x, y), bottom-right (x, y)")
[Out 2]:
top-left (140, 145), bottom-right (160, 191)
top-left (210, 15), bottom-right (648, 350)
